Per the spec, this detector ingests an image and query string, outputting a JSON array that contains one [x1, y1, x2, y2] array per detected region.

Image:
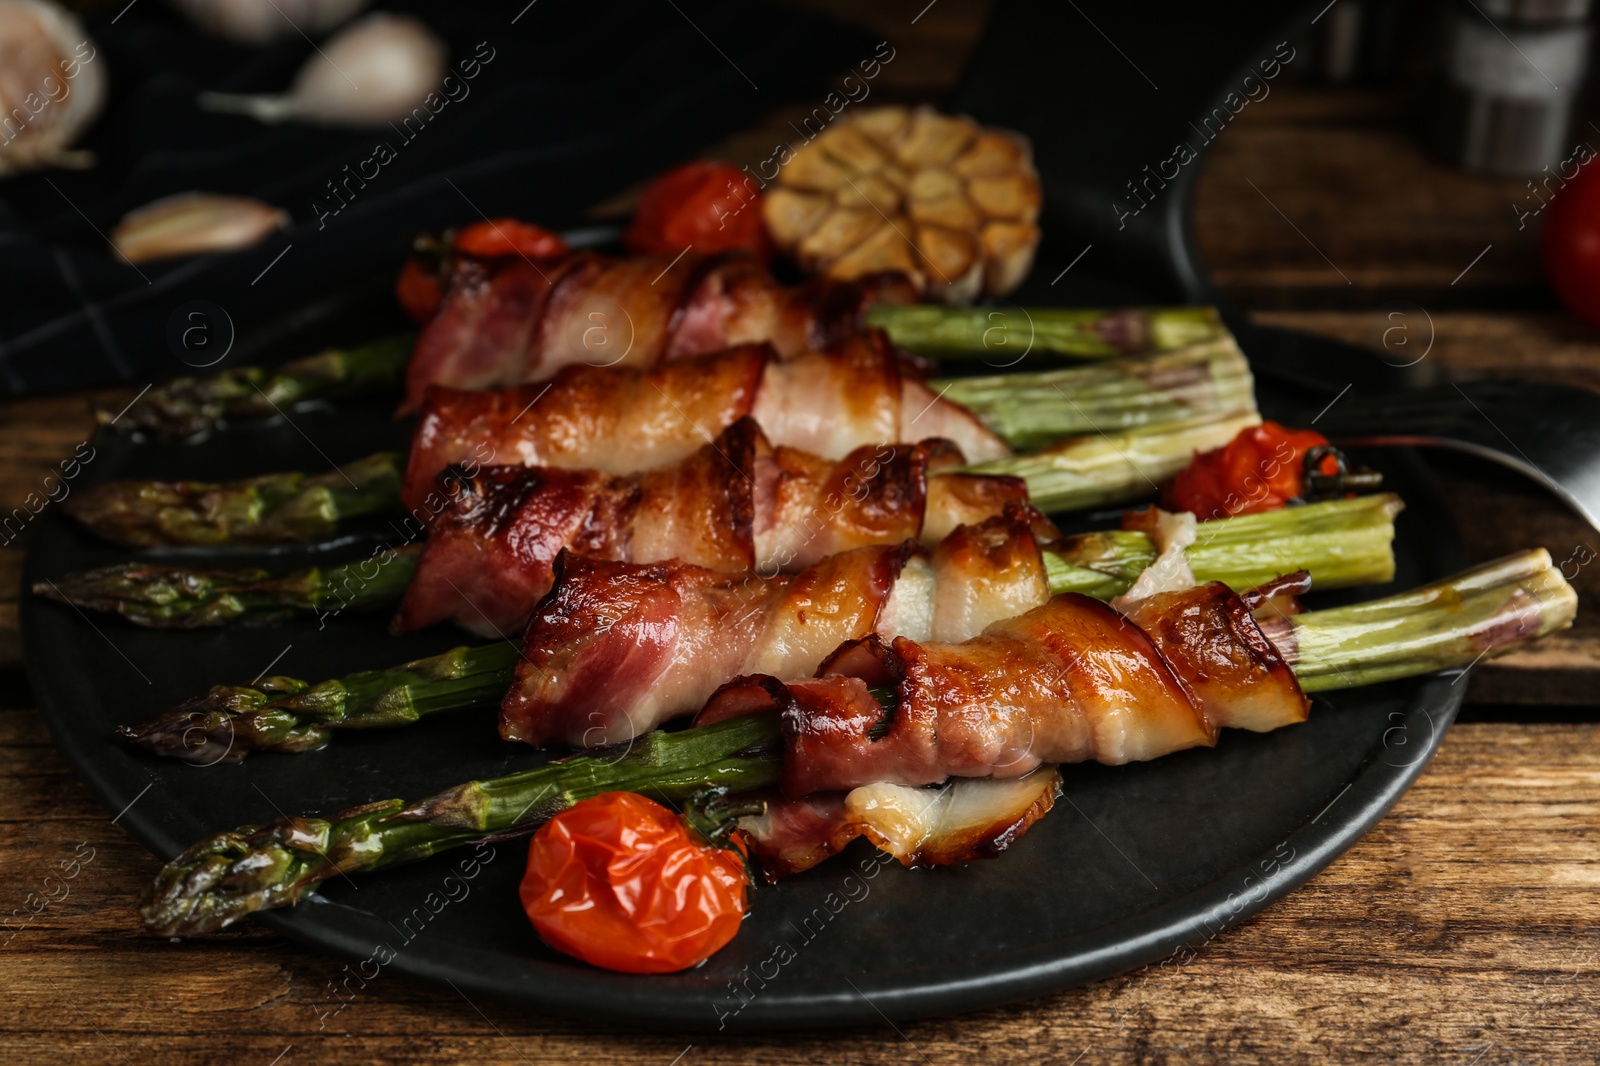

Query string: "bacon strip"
[[402, 249, 917, 411], [396, 419, 1022, 637], [699, 581, 1305, 797], [501, 503, 1058, 747], [1121, 580, 1309, 733], [400, 331, 1008, 512], [735, 768, 1062, 880]]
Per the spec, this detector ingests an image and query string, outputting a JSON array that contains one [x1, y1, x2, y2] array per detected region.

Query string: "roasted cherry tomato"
[[1543, 155, 1600, 327], [1162, 421, 1339, 520], [454, 218, 568, 260], [394, 256, 445, 322], [520, 792, 748, 974], [624, 161, 771, 262]]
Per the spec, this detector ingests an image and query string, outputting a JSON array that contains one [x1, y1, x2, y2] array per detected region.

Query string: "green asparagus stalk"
[[969, 409, 1261, 513], [867, 304, 1224, 361], [100, 335, 414, 438], [932, 337, 1254, 452], [140, 713, 784, 937], [121, 643, 520, 763], [1287, 548, 1576, 692], [139, 549, 1576, 936], [33, 546, 418, 628], [121, 496, 1400, 762], [102, 308, 1222, 439], [69, 345, 1253, 549], [1042, 492, 1402, 600], [61, 453, 404, 549]]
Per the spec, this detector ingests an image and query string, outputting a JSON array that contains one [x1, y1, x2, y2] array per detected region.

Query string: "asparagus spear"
[[100, 308, 1223, 439], [121, 495, 1400, 763], [866, 304, 1225, 361], [61, 453, 404, 549], [141, 713, 784, 937], [139, 548, 1576, 936], [39, 402, 1266, 626], [34, 546, 418, 628], [933, 337, 1254, 452], [68, 342, 1253, 549], [99, 335, 414, 438], [969, 408, 1262, 513]]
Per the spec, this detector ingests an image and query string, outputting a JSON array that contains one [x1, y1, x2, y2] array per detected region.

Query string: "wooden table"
[[2, 2, 1596, 1061]]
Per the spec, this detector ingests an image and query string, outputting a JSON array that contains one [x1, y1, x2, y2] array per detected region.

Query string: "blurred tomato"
[[1543, 159, 1600, 326]]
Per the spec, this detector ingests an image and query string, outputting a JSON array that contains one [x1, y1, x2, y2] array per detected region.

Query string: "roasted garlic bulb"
[[763, 106, 1042, 303]]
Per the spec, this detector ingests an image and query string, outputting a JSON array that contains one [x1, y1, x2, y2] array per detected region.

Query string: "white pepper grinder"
[[1430, 0, 1594, 174]]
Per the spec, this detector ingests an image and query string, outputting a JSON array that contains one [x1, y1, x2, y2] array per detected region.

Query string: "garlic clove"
[[0, 0, 106, 177], [198, 12, 446, 127], [110, 192, 290, 264], [162, 0, 371, 46]]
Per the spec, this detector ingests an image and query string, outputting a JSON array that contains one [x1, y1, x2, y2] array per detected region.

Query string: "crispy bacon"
[[400, 331, 1008, 512], [501, 503, 1058, 748], [402, 248, 917, 411], [735, 769, 1062, 880], [699, 580, 1306, 797], [396, 419, 1021, 637], [1121, 579, 1309, 733]]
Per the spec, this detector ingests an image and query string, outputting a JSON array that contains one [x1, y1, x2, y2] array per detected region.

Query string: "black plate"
[[20, 378, 1468, 1030]]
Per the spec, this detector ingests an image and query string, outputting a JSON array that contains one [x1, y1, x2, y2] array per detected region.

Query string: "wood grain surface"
[[0, 711, 1593, 1064], [3, 0, 1598, 1062]]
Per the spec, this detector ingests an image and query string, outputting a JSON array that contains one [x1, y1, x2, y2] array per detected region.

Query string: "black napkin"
[[0, 0, 871, 394]]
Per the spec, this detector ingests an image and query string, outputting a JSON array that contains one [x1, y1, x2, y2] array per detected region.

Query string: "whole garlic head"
[[0, 0, 105, 177], [163, 0, 371, 45]]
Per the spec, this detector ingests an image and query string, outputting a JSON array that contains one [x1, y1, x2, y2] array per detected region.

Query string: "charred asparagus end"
[[99, 335, 414, 438], [140, 802, 403, 937], [34, 547, 419, 629], [116, 685, 331, 765], [116, 643, 520, 764], [62, 452, 403, 549]]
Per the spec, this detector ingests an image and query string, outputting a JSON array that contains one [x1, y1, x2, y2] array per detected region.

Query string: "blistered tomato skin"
[[1163, 421, 1337, 520], [624, 161, 772, 263], [454, 219, 569, 261], [520, 792, 748, 974]]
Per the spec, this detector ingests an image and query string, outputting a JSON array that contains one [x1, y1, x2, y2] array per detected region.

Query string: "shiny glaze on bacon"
[[401, 248, 917, 411], [500, 503, 1059, 747], [400, 330, 1008, 511], [395, 418, 1024, 637], [735, 769, 1062, 881], [699, 581, 1307, 797]]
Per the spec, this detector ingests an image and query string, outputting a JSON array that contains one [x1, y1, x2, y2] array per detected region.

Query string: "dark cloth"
[[0, 0, 869, 393]]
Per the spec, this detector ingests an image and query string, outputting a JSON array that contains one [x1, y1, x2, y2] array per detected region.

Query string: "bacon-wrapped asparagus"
[[120, 495, 1401, 763], [138, 549, 1576, 935], [42, 397, 1262, 628], [69, 338, 1253, 549], [104, 240, 1226, 438], [402, 251, 906, 411], [400, 329, 1008, 511], [404, 248, 1227, 409], [499, 494, 1399, 748], [395, 419, 1026, 636]]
